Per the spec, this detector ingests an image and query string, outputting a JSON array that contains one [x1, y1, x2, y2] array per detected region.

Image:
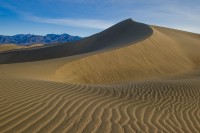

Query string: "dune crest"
[[0, 19, 152, 64]]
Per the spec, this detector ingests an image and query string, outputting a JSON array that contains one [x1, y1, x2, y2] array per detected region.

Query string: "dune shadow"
[[0, 19, 153, 64]]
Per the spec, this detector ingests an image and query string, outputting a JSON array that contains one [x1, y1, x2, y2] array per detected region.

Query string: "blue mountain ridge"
[[0, 33, 81, 45]]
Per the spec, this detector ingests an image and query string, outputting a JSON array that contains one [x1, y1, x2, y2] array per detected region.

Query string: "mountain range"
[[0, 33, 81, 45]]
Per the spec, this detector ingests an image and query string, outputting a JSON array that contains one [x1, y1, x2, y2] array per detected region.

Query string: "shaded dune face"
[[0, 19, 152, 64]]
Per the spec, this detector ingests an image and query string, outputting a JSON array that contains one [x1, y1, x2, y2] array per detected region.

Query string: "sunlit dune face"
[[55, 27, 200, 84]]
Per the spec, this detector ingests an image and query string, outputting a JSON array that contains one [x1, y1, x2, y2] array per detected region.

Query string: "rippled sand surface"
[[0, 19, 200, 133]]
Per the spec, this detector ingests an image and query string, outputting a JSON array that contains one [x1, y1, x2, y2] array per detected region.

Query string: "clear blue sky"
[[0, 0, 199, 37]]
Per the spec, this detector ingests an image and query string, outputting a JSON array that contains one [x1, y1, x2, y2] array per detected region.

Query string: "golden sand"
[[0, 20, 200, 132], [0, 44, 44, 52]]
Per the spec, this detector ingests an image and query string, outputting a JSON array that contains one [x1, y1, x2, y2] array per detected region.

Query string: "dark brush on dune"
[[0, 19, 153, 64]]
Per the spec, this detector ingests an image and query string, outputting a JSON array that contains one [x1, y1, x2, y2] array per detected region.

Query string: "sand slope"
[[0, 19, 200, 133], [0, 44, 43, 52], [0, 19, 152, 64], [55, 26, 200, 83], [0, 44, 25, 52]]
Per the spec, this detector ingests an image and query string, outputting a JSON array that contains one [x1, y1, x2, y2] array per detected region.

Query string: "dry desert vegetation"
[[0, 19, 200, 133]]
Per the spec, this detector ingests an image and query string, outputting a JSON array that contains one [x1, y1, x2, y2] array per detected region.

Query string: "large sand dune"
[[0, 19, 200, 133], [0, 19, 152, 64]]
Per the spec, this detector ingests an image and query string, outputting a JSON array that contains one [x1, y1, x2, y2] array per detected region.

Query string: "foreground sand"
[[0, 20, 200, 133]]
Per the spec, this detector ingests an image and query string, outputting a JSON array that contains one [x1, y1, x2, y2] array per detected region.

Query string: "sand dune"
[[55, 26, 200, 83], [0, 19, 152, 64], [0, 19, 200, 133], [0, 44, 25, 52], [0, 44, 44, 52]]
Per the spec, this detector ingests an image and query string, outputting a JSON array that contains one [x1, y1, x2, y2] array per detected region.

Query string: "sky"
[[0, 0, 200, 37]]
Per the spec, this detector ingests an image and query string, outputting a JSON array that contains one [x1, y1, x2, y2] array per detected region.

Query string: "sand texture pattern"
[[0, 19, 200, 133]]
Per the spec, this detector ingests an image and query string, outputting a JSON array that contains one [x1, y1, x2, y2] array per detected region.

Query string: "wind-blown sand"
[[0, 19, 200, 133]]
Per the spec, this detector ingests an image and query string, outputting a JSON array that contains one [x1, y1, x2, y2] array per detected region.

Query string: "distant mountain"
[[0, 33, 82, 45]]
